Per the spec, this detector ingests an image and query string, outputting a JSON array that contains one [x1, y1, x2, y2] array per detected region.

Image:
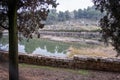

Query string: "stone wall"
[[39, 31, 101, 39], [1, 51, 120, 72]]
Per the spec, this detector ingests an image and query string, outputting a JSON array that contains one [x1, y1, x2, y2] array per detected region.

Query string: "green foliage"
[[0, 0, 58, 38], [74, 6, 104, 20], [58, 11, 67, 21], [64, 11, 71, 20], [0, 1, 58, 80], [46, 6, 104, 25], [93, 0, 120, 57], [46, 9, 58, 24]]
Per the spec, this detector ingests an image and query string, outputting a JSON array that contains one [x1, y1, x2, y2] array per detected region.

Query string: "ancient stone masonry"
[[1, 51, 120, 72], [0, 51, 9, 62], [39, 31, 101, 39]]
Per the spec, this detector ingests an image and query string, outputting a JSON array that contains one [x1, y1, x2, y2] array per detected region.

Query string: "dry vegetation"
[[43, 19, 101, 31], [67, 46, 117, 58]]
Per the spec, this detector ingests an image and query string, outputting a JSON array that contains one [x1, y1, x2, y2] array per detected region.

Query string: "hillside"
[[42, 19, 101, 32]]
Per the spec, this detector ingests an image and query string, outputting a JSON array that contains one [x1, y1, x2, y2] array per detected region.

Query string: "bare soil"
[[0, 62, 120, 80]]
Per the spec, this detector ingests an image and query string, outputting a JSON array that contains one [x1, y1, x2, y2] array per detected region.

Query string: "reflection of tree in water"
[[43, 41, 69, 54], [0, 35, 9, 45], [44, 43, 55, 53], [20, 38, 95, 54], [21, 38, 70, 54], [0, 36, 97, 54], [0, 34, 9, 50]]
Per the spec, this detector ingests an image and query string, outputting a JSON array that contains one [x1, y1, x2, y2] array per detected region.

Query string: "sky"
[[56, 0, 94, 12]]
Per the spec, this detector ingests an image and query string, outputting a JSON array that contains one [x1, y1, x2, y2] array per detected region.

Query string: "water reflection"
[[0, 36, 98, 57], [0, 36, 69, 57], [0, 44, 9, 51], [0, 43, 67, 57], [33, 46, 66, 57], [22, 39, 70, 54], [0, 44, 26, 53], [0, 36, 80, 57]]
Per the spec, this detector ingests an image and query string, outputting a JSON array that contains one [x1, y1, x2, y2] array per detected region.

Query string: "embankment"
[[0, 51, 120, 72]]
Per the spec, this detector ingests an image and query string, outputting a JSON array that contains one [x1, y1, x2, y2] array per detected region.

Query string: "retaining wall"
[[0, 51, 120, 72], [39, 31, 101, 39]]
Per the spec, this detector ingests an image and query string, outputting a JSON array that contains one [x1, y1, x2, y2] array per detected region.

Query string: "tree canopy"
[[93, 0, 120, 57], [46, 6, 104, 25], [0, 0, 57, 80], [0, 0, 57, 38]]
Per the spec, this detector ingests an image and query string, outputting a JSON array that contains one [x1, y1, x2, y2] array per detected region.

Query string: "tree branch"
[[0, 24, 9, 29]]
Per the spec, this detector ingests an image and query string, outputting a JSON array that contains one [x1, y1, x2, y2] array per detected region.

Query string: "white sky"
[[56, 0, 94, 12]]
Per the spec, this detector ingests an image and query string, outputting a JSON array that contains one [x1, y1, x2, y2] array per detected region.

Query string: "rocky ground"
[[0, 62, 120, 80]]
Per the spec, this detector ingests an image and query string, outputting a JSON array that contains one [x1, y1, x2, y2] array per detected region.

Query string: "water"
[[0, 44, 26, 53], [33, 46, 66, 57], [0, 36, 98, 57], [0, 36, 70, 57], [0, 43, 66, 57]]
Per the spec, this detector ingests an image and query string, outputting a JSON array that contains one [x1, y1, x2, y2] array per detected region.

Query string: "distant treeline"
[[46, 6, 105, 25]]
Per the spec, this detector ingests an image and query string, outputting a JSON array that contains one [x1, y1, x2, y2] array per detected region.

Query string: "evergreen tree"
[[93, 0, 120, 57]]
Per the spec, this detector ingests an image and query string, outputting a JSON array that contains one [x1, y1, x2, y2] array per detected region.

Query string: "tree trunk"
[[8, 0, 19, 80]]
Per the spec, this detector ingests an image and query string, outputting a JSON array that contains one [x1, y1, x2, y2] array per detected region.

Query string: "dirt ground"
[[0, 62, 120, 80]]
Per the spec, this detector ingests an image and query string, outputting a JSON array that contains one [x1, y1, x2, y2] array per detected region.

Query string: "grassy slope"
[[19, 63, 89, 75]]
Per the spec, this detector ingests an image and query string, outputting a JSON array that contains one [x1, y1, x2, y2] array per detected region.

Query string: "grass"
[[19, 63, 89, 75], [19, 63, 55, 70], [78, 70, 89, 75]]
